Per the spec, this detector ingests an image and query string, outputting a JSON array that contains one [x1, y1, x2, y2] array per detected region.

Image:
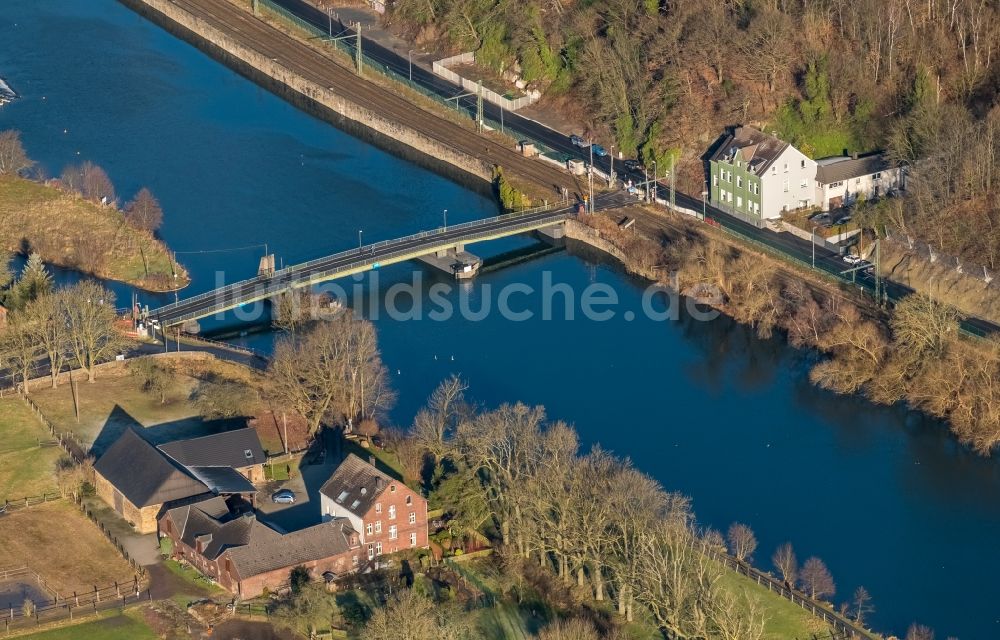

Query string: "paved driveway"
[[256, 430, 340, 533]]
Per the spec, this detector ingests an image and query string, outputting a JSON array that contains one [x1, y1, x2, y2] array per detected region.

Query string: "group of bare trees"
[[0, 259, 128, 393], [402, 379, 770, 638], [672, 233, 1000, 454], [266, 313, 395, 434], [0, 130, 33, 176]]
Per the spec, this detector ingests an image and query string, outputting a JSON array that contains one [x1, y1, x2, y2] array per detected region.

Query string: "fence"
[[885, 231, 997, 287], [73, 496, 147, 578], [2, 584, 150, 634], [431, 52, 538, 112], [702, 545, 874, 639], [16, 389, 88, 464], [256, 0, 560, 157], [0, 493, 61, 514]]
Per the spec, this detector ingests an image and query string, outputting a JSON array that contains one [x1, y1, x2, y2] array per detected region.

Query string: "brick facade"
[[95, 470, 160, 534], [358, 481, 428, 560]]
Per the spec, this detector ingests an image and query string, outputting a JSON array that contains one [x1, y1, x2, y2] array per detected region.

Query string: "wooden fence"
[[73, 496, 147, 578], [0, 493, 62, 514], [15, 388, 88, 464]]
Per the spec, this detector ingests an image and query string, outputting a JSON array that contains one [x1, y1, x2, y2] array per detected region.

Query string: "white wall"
[[759, 146, 817, 219], [816, 166, 903, 211], [320, 494, 365, 540]]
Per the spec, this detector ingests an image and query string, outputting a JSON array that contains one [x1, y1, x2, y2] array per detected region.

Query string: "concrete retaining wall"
[[122, 0, 493, 185]]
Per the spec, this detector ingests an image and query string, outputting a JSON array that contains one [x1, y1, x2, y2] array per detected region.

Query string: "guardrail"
[[154, 206, 571, 324]]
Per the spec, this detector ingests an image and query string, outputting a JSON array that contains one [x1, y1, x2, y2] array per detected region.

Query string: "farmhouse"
[[319, 454, 429, 565], [159, 497, 361, 598], [93, 427, 265, 534]]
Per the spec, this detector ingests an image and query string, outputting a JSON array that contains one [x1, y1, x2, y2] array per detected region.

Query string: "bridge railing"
[[152, 204, 568, 317], [156, 209, 571, 325]]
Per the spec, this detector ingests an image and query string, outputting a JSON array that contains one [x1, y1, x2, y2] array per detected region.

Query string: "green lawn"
[[15, 611, 156, 640], [476, 602, 540, 640], [0, 397, 62, 499], [718, 570, 831, 639], [161, 559, 225, 608]]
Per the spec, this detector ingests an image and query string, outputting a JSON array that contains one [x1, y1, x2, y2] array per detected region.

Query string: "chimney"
[[851, 152, 858, 160], [375, 477, 384, 491], [369, 455, 376, 467]]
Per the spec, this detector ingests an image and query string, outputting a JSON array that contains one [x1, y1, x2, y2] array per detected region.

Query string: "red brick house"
[[160, 496, 361, 598], [319, 454, 429, 565]]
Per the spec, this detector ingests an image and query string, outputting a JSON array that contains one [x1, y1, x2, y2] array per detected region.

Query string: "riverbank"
[[0, 175, 188, 292], [575, 203, 1000, 456], [118, 0, 578, 204]]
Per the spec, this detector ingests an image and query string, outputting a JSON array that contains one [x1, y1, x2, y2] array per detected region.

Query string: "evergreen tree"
[[11, 252, 53, 309]]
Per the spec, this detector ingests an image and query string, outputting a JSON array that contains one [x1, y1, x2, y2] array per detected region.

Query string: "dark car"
[[570, 134, 585, 147], [623, 159, 642, 172], [271, 489, 296, 504]]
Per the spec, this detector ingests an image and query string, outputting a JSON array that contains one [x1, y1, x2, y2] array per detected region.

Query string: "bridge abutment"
[[418, 247, 482, 280]]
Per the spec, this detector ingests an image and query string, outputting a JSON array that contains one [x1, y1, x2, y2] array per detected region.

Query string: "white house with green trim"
[[708, 126, 816, 221]]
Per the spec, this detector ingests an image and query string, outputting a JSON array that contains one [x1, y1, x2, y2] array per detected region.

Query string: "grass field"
[[0, 398, 62, 500], [0, 176, 187, 291], [0, 501, 135, 595], [29, 370, 202, 453], [14, 611, 157, 640], [719, 570, 831, 639]]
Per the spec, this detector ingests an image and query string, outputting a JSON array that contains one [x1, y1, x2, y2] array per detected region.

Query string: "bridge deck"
[[153, 205, 577, 326]]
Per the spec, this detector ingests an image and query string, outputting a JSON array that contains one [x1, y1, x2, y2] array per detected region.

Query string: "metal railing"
[[153, 205, 569, 323]]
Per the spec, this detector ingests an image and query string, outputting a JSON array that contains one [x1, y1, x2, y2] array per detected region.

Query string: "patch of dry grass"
[[0, 398, 62, 500], [0, 501, 135, 594], [0, 176, 188, 291]]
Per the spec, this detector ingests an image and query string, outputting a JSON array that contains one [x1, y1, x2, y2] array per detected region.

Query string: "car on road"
[[842, 254, 862, 265], [591, 144, 608, 157], [570, 134, 585, 147], [271, 489, 296, 504], [623, 159, 642, 172]]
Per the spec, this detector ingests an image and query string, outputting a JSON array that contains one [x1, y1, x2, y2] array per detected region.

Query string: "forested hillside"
[[387, 0, 1000, 268]]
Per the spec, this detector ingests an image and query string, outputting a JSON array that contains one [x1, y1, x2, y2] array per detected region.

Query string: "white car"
[[842, 254, 862, 265]]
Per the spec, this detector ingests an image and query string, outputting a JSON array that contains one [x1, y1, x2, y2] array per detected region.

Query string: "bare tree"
[[890, 294, 960, 360], [267, 314, 393, 434], [852, 585, 874, 625], [0, 130, 33, 175], [906, 623, 936, 640], [130, 358, 171, 404], [25, 292, 70, 389], [799, 556, 835, 600], [1, 313, 42, 391], [62, 281, 129, 382], [726, 522, 757, 563], [411, 374, 470, 460], [361, 589, 472, 640], [124, 187, 163, 233], [62, 161, 115, 203], [772, 542, 798, 587]]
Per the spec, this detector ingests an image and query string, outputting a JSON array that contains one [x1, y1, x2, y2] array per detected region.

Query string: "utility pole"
[[589, 140, 595, 213], [669, 154, 676, 210], [701, 182, 707, 221], [327, 8, 332, 37], [252, 0, 259, 16], [811, 225, 817, 268], [408, 49, 413, 82], [476, 82, 483, 134], [609, 145, 614, 188], [443, 209, 448, 230], [355, 22, 362, 76]]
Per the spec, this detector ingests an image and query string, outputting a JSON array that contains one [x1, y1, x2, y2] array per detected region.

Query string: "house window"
[[856, 178, 861, 184], [771, 166, 776, 174], [366, 523, 373, 536], [405, 495, 412, 506], [727, 191, 733, 203], [375, 542, 382, 555], [873, 172, 881, 180], [390, 484, 397, 493], [409, 512, 416, 524], [375, 521, 382, 534], [367, 544, 374, 560], [753, 183, 759, 195], [388, 505, 396, 519], [800, 160, 805, 169], [783, 179, 789, 192], [784, 162, 788, 172], [353, 555, 359, 566], [389, 525, 397, 540], [800, 179, 808, 188], [736, 196, 743, 209], [736, 176, 742, 188], [375, 503, 381, 514], [410, 532, 417, 547], [712, 174, 718, 187]]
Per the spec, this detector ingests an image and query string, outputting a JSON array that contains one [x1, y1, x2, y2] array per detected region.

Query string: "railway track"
[[163, 0, 580, 197]]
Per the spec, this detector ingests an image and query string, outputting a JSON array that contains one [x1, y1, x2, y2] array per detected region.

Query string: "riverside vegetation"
[[579, 210, 1000, 455], [386, 0, 1000, 283], [0, 130, 188, 290]]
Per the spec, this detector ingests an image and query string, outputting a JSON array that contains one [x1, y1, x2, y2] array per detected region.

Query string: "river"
[[2, 1, 999, 637]]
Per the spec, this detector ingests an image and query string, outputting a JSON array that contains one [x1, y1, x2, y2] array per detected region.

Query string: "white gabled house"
[[814, 152, 904, 211]]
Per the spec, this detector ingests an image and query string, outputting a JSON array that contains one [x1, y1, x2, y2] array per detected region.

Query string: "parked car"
[[837, 215, 853, 225], [271, 489, 296, 504], [842, 254, 862, 265], [623, 159, 642, 172], [570, 134, 585, 147], [591, 144, 608, 157]]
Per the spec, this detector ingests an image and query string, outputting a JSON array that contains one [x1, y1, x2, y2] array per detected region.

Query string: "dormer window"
[[336, 491, 349, 503], [244, 449, 254, 460]]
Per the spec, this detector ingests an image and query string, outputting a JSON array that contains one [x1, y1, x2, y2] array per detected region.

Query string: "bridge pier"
[[418, 247, 482, 280], [536, 223, 566, 242]]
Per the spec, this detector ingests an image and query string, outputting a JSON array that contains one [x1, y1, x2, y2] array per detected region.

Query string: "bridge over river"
[[152, 193, 633, 327]]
